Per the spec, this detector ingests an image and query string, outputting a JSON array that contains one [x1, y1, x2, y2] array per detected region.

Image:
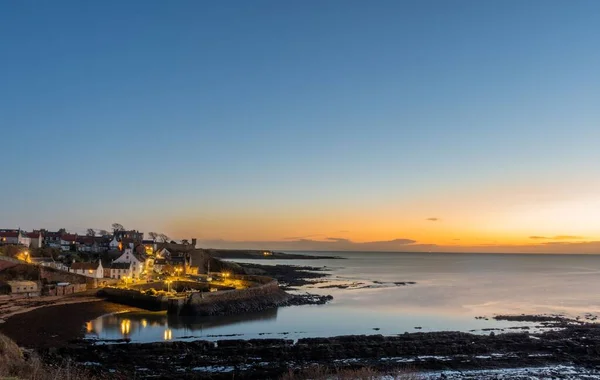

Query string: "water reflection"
[[85, 307, 279, 342]]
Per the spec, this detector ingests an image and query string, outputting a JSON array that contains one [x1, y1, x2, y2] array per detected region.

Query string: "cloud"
[[426, 218, 440, 222], [529, 235, 585, 240]]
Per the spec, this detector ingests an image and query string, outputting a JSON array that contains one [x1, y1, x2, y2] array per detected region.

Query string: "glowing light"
[[164, 329, 172, 340], [141, 319, 147, 328], [120, 319, 131, 335]]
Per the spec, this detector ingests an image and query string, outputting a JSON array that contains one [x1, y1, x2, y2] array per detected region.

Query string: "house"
[[0, 229, 31, 247], [114, 230, 144, 243], [170, 252, 192, 274], [141, 240, 156, 255], [41, 229, 65, 249], [109, 262, 132, 279], [31, 257, 69, 271], [109, 236, 120, 251], [153, 258, 167, 273], [60, 234, 78, 252], [70, 261, 104, 278], [77, 236, 109, 253], [112, 249, 147, 278], [7, 281, 40, 296], [156, 248, 171, 258], [77, 236, 94, 252], [27, 231, 44, 248]]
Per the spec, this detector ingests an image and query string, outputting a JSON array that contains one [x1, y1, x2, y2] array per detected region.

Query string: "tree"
[[86, 228, 96, 237], [181, 239, 189, 245], [158, 233, 170, 243], [112, 223, 124, 233], [148, 232, 159, 240], [99, 229, 109, 237]]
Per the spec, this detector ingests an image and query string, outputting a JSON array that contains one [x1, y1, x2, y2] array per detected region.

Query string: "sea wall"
[[176, 276, 290, 316], [99, 288, 170, 311]]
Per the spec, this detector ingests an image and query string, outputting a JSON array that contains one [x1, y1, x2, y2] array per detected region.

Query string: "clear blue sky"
[[2, 1, 600, 252]]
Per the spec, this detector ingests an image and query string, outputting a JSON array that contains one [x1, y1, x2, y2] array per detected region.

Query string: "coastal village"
[[0, 224, 219, 299], [0, 224, 315, 314]]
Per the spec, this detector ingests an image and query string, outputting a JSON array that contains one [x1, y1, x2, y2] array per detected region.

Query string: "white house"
[[109, 236, 120, 250], [109, 262, 132, 280], [112, 249, 146, 278], [0, 230, 31, 246], [70, 261, 104, 278], [26, 231, 44, 248]]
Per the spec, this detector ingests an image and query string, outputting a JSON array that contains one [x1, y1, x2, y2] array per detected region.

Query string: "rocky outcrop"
[[42, 323, 600, 379]]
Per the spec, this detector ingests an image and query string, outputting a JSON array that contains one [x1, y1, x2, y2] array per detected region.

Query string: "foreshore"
[[3, 261, 600, 379], [37, 319, 600, 379]]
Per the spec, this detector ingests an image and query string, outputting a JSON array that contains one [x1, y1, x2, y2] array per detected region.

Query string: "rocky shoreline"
[[38, 318, 600, 379], [242, 263, 332, 289]]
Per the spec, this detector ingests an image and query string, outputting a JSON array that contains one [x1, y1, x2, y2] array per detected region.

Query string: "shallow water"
[[85, 251, 600, 343]]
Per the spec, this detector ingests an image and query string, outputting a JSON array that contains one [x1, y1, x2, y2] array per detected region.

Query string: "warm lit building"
[[109, 262, 132, 280], [141, 240, 156, 255], [70, 261, 104, 278], [112, 249, 146, 278]]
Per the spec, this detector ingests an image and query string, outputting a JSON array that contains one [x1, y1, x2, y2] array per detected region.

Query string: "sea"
[[85, 251, 600, 343]]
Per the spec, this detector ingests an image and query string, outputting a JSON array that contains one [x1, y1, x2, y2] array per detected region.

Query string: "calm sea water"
[[85, 252, 600, 343]]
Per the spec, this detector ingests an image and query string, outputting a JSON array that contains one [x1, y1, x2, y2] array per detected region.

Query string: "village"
[[0, 224, 239, 299]]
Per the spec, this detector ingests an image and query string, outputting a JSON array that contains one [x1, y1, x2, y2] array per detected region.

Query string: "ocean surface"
[[85, 251, 600, 343]]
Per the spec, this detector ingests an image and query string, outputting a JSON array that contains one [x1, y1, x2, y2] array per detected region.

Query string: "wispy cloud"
[[426, 218, 440, 222], [529, 235, 585, 240]]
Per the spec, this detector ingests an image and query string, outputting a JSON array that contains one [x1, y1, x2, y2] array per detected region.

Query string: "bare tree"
[[86, 228, 96, 237], [99, 229, 109, 237], [112, 223, 124, 233], [148, 232, 159, 241], [158, 233, 170, 243]]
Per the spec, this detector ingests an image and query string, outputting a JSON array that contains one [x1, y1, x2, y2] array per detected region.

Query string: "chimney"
[[191, 238, 197, 247]]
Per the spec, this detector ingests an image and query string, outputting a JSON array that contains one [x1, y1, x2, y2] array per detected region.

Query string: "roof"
[[7, 281, 38, 287], [0, 231, 19, 238], [110, 263, 131, 270], [61, 234, 78, 241], [71, 262, 100, 270], [77, 236, 95, 244], [26, 232, 41, 238], [170, 256, 187, 264]]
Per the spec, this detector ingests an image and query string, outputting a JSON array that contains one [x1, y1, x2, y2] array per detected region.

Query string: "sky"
[[1, 1, 600, 253]]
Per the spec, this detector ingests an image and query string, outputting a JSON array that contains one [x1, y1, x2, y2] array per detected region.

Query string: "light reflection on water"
[[85, 252, 600, 343]]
